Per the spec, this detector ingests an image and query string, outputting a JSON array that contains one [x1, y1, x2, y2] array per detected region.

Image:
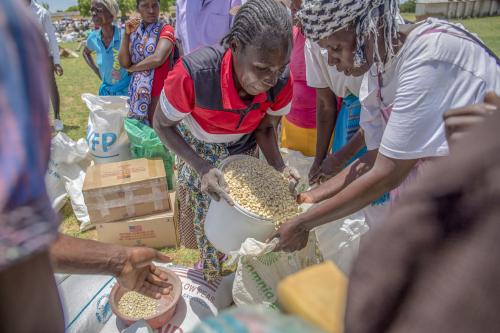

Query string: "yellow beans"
[[224, 156, 299, 226], [118, 291, 159, 319]]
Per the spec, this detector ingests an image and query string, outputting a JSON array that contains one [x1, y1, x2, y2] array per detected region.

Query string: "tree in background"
[[78, 0, 91, 16], [41, 2, 50, 10], [65, 5, 80, 12], [160, 0, 176, 11], [400, 0, 416, 13], [78, 0, 176, 17]]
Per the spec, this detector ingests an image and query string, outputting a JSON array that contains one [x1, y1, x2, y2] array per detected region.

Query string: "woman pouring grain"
[[273, 0, 500, 252], [154, 0, 298, 281]]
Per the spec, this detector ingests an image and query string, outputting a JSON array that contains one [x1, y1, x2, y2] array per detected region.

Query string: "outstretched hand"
[[444, 91, 499, 148], [268, 219, 309, 253], [117, 247, 172, 299]]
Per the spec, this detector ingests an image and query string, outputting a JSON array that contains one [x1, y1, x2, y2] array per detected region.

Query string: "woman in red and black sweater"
[[154, 0, 297, 281]]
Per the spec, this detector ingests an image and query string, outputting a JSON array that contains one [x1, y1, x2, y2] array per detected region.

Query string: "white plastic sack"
[[230, 233, 322, 309], [99, 265, 234, 333], [314, 211, 369, 275], [280, 148, 314, 193], [45, 158, 67, 212], [46, 132, 92, 230], [57, 273, 116, 333], [83, 94, 131, 164]]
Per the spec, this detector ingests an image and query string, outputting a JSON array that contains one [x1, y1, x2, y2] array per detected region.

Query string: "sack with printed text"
[[83, 93, 131, 164], [231, 233, 322, 309]]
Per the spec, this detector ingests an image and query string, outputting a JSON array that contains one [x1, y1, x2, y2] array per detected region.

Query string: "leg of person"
[[148, 95, 160, 126], [191, 186, 223, 282], [49, 57, 63, 131], [0, 251, 65, 333]]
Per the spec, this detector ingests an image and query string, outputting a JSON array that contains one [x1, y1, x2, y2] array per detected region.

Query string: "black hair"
[[221, 0, 292, 51]]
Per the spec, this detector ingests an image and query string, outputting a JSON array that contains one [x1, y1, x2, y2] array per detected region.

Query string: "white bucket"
[[205, 155, 276, 254]]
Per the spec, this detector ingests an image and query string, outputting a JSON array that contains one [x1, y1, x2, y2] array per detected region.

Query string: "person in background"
[[345, 93, 500, 333], [0, 2, 63, 331], [83, 0, 131, 96], [272, 0, 499, 252], [118, 0, 176, 125], [175, 0, 243, 56], [0, 3, 174, 331], [154, 0, 296, 281], [27, 0, 64, 131], [303, 17, 390, 228], [279, 0, 317, 157]]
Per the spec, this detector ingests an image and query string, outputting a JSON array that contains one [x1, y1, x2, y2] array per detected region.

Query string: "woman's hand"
[[125, 18, 141, 35], [308, 159, 323, 185], [444, 92, 499, 148], [200, 168, 235, 206], [117, 247, 172, 299], [317, 153, 346, 183], [269, 219, 309, 253], [297, 192, 315, 204], [282, 165, 301, 194]]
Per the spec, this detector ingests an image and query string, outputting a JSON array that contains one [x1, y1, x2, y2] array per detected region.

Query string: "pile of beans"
[[118, 291, 159, 319], [224, 156, 299, 225]]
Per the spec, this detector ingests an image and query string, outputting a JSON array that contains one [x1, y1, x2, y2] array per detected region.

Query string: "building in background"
[[416, 0, 500, 20], [51, 11, 82, 22]]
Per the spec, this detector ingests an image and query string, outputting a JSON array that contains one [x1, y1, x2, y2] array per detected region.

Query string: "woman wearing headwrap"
[[271, 0, 500, 252], [118, 0, 177, 125], [83, 0, 131, 96]]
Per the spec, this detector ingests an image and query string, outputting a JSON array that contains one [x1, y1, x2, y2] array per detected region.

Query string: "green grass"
[[57, 16, 499, 266], [56, 42, 198, 266], [401, 14, 500, 55]]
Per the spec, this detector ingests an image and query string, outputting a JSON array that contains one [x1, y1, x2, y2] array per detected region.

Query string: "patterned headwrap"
[[95, 0, 120, 18], [297, 0, 400, 67]]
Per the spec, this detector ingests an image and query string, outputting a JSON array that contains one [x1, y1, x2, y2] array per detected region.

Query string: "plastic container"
[[205, 155, 277, 254], [109, 268, 182, 329]]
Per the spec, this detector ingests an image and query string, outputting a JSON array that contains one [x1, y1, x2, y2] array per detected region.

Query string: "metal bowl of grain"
[[109, 268, 182, 329]]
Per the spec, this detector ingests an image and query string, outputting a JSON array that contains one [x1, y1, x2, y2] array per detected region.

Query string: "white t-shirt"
[[304, 39, 363, 97], [360, 18, 500, 160]]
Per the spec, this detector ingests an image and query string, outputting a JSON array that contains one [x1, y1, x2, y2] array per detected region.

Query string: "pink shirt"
[[286, 27, 317, 129]]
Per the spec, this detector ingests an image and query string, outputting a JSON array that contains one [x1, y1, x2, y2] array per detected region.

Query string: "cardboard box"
[[83, 159, 171, 224], [96, 192, 179, 249]]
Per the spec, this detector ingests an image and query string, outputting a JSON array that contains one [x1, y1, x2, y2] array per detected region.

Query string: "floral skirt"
[[176, 123, 257, 281]]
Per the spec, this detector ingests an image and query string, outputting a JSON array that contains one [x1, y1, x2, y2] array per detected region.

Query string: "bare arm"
[[316, 128, 367, 182], [128, 39, 174, 72], [50, 234, 129, 276], [298, 154, 417, 230], [118, 31, 132, 69], [50, 234, 172, 298], [255, 114, 286, 171], [274, 153, 417, 252], [309, 87, 338, 183], [82, 46, 101, 80], [153, 105, 211, 176], [304, 149, 378, 204], [335, 128, 366, 163]]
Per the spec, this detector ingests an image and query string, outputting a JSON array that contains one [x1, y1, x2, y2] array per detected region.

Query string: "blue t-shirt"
[[87, 26, 130, 96]]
